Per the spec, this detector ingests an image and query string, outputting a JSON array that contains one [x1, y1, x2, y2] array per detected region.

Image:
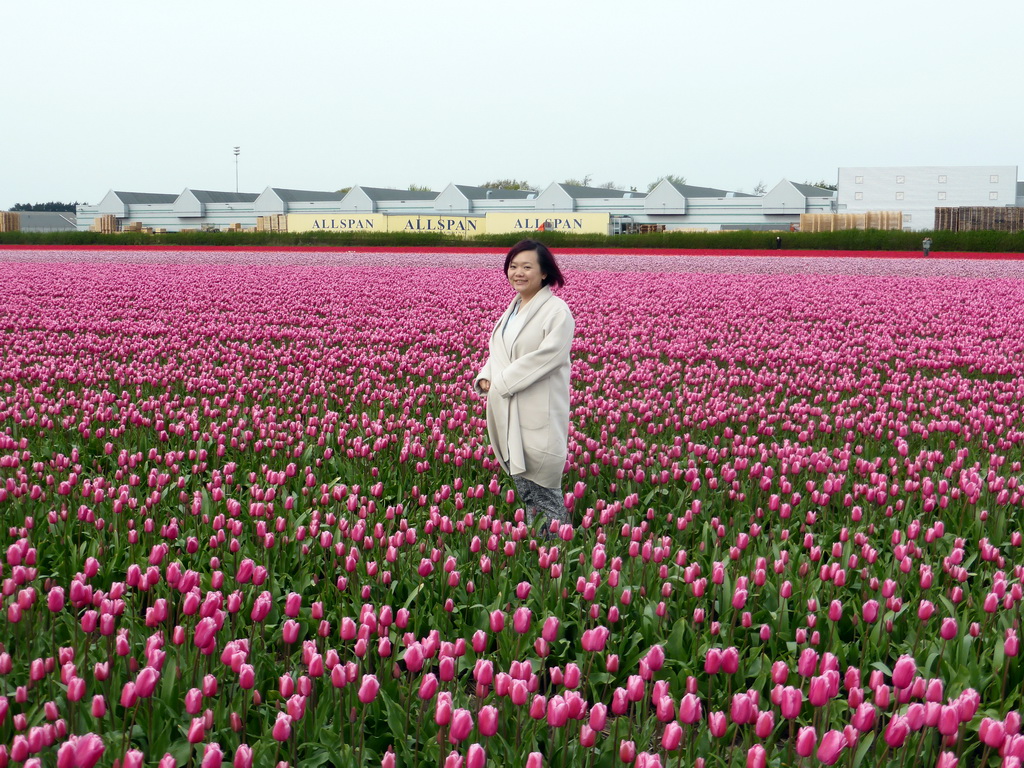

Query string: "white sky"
[[3, 0, 1022, 208]]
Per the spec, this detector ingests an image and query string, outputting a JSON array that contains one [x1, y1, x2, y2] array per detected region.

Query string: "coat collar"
[[495, 286, 554, 346]]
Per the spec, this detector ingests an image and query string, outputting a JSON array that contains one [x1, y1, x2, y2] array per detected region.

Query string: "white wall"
[[838, 166, 1018, 230]]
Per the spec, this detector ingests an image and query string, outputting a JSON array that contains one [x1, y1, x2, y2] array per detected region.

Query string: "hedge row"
[[2, 228, 1023, 251]]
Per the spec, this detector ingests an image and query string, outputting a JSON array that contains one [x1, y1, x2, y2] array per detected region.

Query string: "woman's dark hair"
[[503, 239, 566, 289]]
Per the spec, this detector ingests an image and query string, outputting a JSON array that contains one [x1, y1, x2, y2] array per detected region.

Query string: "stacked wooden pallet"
[[0, 212, 21, 232], [934, 207, 1024, 232], [799, 212, 903, 232], [91, 215, 117, 234]]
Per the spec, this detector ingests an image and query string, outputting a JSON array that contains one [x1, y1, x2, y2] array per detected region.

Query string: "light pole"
[[233, 146, 240, 193]]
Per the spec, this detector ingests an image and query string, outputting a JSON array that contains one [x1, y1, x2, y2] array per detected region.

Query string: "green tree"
[[562, 174, 592, 187], [753, 181, 768, 195], [646, 174, 687, 192], [804, 180, 838, 191], [479, 179, 536, 191], [335, 187, 352, 195], [407, 184, 433, 192], [10, 201, 82, 211]]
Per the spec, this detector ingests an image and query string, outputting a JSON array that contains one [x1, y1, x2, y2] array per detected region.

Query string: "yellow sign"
[[386, 216, 484, 235], [287, 214, 384, 232], [485, 212, 609, 235]]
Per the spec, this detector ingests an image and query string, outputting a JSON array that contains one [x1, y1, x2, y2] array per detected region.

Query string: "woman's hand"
[[478, 379, 491, 393]]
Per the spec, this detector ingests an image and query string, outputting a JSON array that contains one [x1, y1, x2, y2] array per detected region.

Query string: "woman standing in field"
[[475, 239, 575, 536]]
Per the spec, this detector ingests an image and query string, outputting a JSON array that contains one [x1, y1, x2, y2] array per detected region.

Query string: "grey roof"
[[358, 186, 438, 201], [559, 184, 647, 199], [270, 188, 347, 203], [669, 182, 753, 198], [189, 190, 260, 204], [791, 182, 835, 197], [455, 185, 534, 200], [16, 211, 77, 231], [114, 191, 178, 204]]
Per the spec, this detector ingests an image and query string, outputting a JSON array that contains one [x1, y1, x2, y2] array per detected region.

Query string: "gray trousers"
[[512, 475, 569, 529]]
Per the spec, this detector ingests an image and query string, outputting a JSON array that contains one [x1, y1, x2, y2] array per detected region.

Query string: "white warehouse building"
[[75, 179, 836, 235], [837, 166, 1024, 231], [75, 167, 1024, 235]]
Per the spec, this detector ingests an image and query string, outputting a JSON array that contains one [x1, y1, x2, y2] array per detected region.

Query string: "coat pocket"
[[517, 383, 550, 430]]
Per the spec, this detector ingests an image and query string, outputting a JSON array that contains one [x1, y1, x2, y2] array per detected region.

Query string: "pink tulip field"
[[2, 247, 1024, 768]]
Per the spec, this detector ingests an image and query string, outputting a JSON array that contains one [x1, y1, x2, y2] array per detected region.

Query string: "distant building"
[[76, 179, 837, 234], [14, 211, 78, 232], [837, 166, 1022, 231]]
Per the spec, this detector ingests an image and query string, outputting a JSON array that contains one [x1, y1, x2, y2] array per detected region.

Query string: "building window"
[[905, 214, 912, 222], [938, 175, 947, 183], [854, 192, 864, 200], [855, 176, 864, 184], [938, 191, 947, 201], [990, 191, 999, 200], [991, 175, 1000, 183], [895, 192, 905, 200], [896, 175, 905, 184]]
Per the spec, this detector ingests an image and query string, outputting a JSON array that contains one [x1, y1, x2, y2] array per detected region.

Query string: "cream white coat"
[[475, 287, 575, 488]]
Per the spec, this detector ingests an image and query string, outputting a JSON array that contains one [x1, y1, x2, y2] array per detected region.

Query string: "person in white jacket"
[[475, 239, 575, 536]]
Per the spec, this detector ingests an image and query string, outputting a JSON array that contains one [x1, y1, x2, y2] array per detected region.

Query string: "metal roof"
[[669, 182, 752, 198], [270, 188, 346, 203], [114, 191, 178, 204], [559, 184, 647, 199], [16, 211, 77, 231], [188, 190, 260, 203], [358, 186, 438, 201], [791, 182, 835, 198]]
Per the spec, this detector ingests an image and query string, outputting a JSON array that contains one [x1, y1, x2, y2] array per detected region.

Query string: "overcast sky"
[[3, 0, 1022, 209]]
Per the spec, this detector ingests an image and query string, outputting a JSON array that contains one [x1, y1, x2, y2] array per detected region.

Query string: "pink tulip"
[[466, 744, 485, 768], [862, 600, 879, 623], [47, 587, 65, 612], [436, 692, 454, 726], [513, 607, 531, 634], [272, 713, 291, 741], [796, 726, 817, 757], [358, 674, 380, 703], [892, 655, 916, 689], [75, 734, 106, 768], [755, 711, 774, 738], [884, 715, 909, 748], [708, 711, 727, 738], [940, 618, 958, 640], [679, 693, 702, 724], [1007, 630, 1020, 657], [526, 753, 543, 768], [780, 686, 803, 719], [234, 744, 253, 768], [619, 740, 636, 763], [979, 717, 1005, 748], [135, 667, 160, 698], [662, 722, 682, 751], [449, 709, 474, 743], [202, 743, 224, 768], [478, 705, 498, 736], [817, 730, 847, 765], [746, 745, 767, 768], [489, 610, 505, 633]]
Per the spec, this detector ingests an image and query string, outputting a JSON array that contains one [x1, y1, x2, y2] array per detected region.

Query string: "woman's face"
[[507, 249, 546, 301]]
